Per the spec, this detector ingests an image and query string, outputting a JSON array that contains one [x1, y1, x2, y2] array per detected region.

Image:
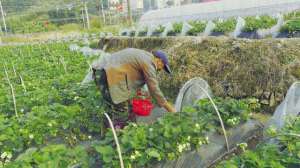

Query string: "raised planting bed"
[[277, 19, 300, 38], [217, 117, 300, 167], [154, 120, 263, 168], [138, 31, 147, 37], [129, 31, 136, 37], [5, 97, 262, 167], [237, 31, 261, 39], [210, 32, 226, 37], [92, 97, 262, 168], [238, 16, 277, 39], [97, 37, 300, 111]]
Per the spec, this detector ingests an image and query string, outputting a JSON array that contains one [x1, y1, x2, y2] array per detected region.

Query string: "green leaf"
[[146, 148, 161, 160]]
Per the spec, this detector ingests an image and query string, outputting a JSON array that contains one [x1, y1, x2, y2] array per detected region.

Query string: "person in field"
[[86, 48, 176, 128]]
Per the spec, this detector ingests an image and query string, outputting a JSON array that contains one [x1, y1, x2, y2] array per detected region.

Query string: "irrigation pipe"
[[277, 133, 300, 138], [197, 84, 230, 152], [104, 113, 124, 168], [4, 65, 18, 118], [12, 63, 27, 93], [19, 74, 27, 93], [12, 65, 17, 77]]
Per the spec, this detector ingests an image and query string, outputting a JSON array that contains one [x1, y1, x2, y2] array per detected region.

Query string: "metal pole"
[[84, 1, 90, 29], [0, 0, 7, 33], [100, 0, 106, 24], [126, 0, 132, 26], [81, 7, 86, 29], [0, 22, 3, 35]]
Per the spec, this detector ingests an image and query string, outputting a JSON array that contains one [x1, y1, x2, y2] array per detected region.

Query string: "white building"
[[123, 0, 144, 11]]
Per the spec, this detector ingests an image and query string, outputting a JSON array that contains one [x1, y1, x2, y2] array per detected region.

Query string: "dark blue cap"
[[152, 50, 172, 74]]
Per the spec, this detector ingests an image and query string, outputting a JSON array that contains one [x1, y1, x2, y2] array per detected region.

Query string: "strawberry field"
[[1, 0, 300, 167], [0, 41, 299, 168]]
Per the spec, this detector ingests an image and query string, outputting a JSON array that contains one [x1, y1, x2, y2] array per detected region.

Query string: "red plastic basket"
[[131, 98, 154, 116]]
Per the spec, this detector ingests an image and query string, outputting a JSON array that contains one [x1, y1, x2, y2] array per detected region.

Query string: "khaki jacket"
[[92, 48, 167, 106]]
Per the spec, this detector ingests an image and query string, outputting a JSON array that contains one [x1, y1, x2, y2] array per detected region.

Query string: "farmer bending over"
[[90, 48, 176, 128]]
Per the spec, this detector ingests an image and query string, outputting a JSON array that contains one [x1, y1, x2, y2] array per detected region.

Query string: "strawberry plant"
[[0, 43, 105, 160], [213, 18, 237, 33], [243, 15, 277, 32], [218, 117, 300, 168], [187, 20, 206, 36], [284, 10, 300, 20], [153, 25, 165, 35], [194, 98, 259, 127], [0, 41, 262, 168], [167, 22, 183, 36], [3, 145, 90, 168], [91, 97, 258, 167], [280, 19, 300, 33]]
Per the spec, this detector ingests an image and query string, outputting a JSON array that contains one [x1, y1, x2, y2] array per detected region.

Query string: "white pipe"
[[197, 85, 230, 152], [104, 113, 124, 168], [0, 0, 7, 33]]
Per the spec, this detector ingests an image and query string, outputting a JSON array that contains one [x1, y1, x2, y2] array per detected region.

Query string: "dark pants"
[[93, 69, 135, 129]]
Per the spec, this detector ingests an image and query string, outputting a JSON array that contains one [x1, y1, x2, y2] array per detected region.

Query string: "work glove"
[[163, 102, 176, 113]]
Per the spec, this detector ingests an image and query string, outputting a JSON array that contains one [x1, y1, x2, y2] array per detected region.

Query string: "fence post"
[[0, 0, 7, 33], [84, 1, 90, 29], [100, 0, 106, 24]]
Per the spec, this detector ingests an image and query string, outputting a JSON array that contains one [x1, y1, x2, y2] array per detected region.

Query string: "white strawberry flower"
[[177, 144, 184, 153], [47, 122, 53, 127], [29, 134, 34, 139], [130, 155, 136, 160], [205, 136, 209, 143], [185, 143, 191, 150], [1, 152, 7, 159], [6, 153, 12, 160], [198, 140, 203, 146], [134, 150, 141, 157]]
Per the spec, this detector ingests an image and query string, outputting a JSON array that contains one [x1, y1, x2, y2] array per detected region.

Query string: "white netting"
[[162, 22, 173, 37], [266, 82, 300, 130], [230, 17, 246, 38], [181, 22, 193, 36], [203, 21, 215, 36], [257, 14, 285, 38], [147, 25, 156, 37], [138, 77, 213, 123], [175, 77, 212, 112]]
